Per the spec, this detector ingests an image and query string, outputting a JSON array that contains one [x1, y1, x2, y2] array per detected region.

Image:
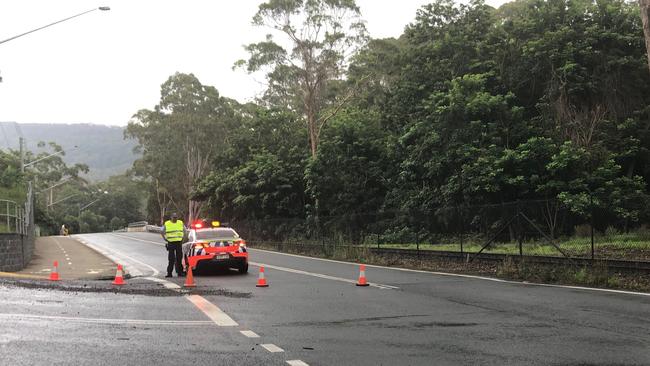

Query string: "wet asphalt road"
[[1, 232, 650, 365]]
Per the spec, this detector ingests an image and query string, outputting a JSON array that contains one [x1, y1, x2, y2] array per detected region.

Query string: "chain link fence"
[[232, 199, 650, 262]]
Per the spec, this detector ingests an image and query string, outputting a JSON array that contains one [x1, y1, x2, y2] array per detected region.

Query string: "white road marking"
[[73, 236, 158, 277], [144, 276, 182, 290], [240, 330, 260, 338], [249, 248, 650, 297], [185, 295, 238, 327], [67, 262, 72, 265], [76, 236, 242, 329], [249, 261, 398, 290], [110, 233, 165, 246], [261, 344, 284, 353], [0, 313, 213, 326], [287, 361, 310, 366]]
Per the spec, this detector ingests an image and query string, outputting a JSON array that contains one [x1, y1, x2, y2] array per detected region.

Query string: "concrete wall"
[[0, 233, 34, 272]]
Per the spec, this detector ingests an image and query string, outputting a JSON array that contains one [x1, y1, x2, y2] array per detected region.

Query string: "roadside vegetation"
[[3, 0, 650, 256], [123, 0, 650, 249]]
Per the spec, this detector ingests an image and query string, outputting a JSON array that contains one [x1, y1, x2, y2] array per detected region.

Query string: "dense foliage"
[[126, 0, 650, 240]]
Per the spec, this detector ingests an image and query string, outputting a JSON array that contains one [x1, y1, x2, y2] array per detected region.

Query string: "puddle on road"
[[0, 279, 251, 298]]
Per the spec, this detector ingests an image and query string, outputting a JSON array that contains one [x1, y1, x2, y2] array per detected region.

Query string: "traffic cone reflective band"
[[256, 266, 269, 287], [356, 264, 369, 287], [184, 266, 196, 288], [49, 261, 60, 281], [112, 264, 125, 285]]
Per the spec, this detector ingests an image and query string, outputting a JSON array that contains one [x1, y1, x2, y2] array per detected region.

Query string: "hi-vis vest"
[[164, 220, 184, 242]]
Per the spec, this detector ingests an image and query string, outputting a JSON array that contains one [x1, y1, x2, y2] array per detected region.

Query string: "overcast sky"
[[0, 0, 506, 126]]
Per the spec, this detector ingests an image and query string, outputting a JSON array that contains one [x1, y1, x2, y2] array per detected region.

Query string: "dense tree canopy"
[[122, 0, 650, 240]]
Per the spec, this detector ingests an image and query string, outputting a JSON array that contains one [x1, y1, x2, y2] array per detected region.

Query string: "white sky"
[[0, 0, 506, 126]]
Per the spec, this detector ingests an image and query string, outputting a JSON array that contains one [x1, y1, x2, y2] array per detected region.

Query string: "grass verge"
[[251, 242, 650, 293]]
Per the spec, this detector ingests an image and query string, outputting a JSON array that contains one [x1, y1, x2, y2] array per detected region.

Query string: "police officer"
[[161, 213, 186, 278]]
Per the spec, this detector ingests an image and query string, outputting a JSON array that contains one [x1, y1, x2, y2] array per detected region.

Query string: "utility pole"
[[19, 137, 25, 173]]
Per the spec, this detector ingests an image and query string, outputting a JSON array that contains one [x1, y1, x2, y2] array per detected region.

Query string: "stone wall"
[[0, 233, 34, 272]]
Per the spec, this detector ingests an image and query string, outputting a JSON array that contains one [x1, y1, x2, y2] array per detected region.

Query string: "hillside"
[[0, 122, 139, 181]]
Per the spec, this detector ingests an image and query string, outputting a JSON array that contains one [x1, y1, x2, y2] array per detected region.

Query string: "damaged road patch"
[[0, 278, 252, 298]]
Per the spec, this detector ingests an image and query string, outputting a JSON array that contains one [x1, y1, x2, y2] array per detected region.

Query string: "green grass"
[[374, 232, 650, 260]]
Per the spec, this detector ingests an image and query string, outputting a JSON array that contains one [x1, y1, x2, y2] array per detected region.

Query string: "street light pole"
[[0, 7, 111, 46]]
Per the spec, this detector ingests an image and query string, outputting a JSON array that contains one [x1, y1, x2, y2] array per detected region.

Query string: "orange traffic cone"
[[49, 261, 60, 281], [356, 264, 369, 287], [256, 266, 269, 287], [112, 264, 126, 285], [184, 266, 196, 288]]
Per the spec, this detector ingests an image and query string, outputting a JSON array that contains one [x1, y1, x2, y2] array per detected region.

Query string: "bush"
[[574, 224, 592, 238]]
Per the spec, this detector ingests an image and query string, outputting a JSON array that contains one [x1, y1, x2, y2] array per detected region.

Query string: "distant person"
[[161, 213, 186, 278], [60, 224, 67, 236]]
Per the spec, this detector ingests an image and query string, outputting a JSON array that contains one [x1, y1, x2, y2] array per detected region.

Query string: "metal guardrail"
[[127, 221, 148, 228], [146, 225, 162, 233]]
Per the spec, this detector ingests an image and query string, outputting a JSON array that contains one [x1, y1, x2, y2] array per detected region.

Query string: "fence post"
[[459, 206, 464, 254], [377, 233, 380, 250], [517, 201, 523, 257], [6, 201, 9, 231], [416, 231, 420, 256], [590, 194, 595, 261]]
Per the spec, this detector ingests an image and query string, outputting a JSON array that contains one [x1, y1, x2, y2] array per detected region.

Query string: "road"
[[1, 232, 650, 365]]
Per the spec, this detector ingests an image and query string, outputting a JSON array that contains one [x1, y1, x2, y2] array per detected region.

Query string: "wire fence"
[[232, 199, 650, 262]]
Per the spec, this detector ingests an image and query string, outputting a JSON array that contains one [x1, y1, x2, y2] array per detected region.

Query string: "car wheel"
[[238, 263, 248, 274]]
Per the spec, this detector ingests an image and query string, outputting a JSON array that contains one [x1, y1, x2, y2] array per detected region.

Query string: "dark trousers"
[[166, 241, 183, 275]]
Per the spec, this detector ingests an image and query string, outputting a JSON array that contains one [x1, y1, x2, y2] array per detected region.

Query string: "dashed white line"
[[287, 361, 310, 366], [261, 344, 284, 353], [249, 248, 650, 297], [240, 330, 260, 338], [185, 295, 238, 327], [249, 261, 398, 290]]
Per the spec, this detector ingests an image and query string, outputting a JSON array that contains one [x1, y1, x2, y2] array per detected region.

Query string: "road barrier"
[[356, 264, 369, 287], [256, 266, 269, 287], [146, 225, 163, 234], [127, 221, 148, 233], [184, 266, 196, 288], [112, 264, 125, 285], [49, 261, 60, 281]]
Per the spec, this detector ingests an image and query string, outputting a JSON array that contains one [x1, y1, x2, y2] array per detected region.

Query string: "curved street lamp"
[[0, 6, 110, 46]]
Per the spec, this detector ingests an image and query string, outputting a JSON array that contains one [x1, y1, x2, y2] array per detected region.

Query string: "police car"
[[182, 220, 249, 274]]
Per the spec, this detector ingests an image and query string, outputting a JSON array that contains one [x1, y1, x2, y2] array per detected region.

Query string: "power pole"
[[19, 137, 25, 173], [642, 0, 650, 73]]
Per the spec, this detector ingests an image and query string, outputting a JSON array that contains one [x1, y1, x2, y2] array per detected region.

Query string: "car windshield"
[[195, 228, 238, 241]]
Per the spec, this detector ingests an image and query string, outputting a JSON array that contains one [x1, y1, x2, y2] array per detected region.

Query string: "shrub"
[[574, 224, 592, 238]]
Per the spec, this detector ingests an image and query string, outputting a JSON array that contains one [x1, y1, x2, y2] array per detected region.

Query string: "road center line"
[[240, 330, 260, 338], [185, 294, 238, 327], [249, 248, 650, 297], [261, 344, 284, 353], [249, 261, 399, 290], [287, 361, 310, 366]]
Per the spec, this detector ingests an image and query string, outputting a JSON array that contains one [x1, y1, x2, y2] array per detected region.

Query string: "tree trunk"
[[308, 112, 318, 158], [642, 0, 650, 73]]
